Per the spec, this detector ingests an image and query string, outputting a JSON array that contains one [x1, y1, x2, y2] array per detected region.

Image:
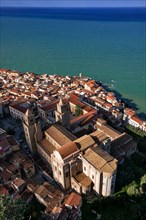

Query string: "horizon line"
[[1, 6, 146, 8]]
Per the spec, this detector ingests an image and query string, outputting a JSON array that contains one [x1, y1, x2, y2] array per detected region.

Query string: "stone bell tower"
[[23, 108, 37, 153], [55, 98, 70, 127]]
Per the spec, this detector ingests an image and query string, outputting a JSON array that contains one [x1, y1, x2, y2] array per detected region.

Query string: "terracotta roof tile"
[[64, 192, 81, 208], [57, 142, 78, 159]]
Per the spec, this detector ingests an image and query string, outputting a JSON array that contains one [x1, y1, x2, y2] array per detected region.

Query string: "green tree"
[[75, 104, 83, 116], [140, 174, 146, 185], [127, 185, 139, 197], [0, 195, 26, 220], [140, 174, 146, 193]]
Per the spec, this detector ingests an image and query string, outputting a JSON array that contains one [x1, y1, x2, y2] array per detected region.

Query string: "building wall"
[[102, 173, 116, 196], [100, 139, 111, 154], [23, 123, 36, 153], [82, 157, 116, 196], [69, 102, 76, 114], [37, 143, 51, 164], [51, 155, 65, 189], [9, 106, 24, 120], [71, 177, 81, 194], [129, 119, 140, 128], [51, 153, 72, 190], [45, 133, 61, 149]]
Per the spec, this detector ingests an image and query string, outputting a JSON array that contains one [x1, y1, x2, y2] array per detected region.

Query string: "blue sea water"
[[0, 8, 146, 114]]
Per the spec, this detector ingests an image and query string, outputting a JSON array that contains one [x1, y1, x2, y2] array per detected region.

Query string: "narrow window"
[[65, 171, 69, 178]]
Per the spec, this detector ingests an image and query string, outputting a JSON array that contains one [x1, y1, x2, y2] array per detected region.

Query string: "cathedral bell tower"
[[23, 108, 37, 153], [55, 98, 70, 127]]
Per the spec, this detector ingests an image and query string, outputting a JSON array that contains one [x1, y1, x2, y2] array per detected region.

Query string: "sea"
[[0, 7, 146, 114]]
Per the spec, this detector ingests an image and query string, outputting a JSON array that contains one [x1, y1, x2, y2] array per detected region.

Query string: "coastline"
[[1, 11, 145, 114], [0, 68, 146, 121]]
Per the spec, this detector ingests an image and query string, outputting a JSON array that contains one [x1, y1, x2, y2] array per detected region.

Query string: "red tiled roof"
[[81, 89, 94, 95], [10, 104, 27, 113], [41, 99, 59, 111], [69, 93, 94, 112], [0, 68, 10, 73], [0, 186, 9, 195], [124, 108, 136, 117], [94, 97, 105, 105], [70, 110, 96, 125], [131, 116, 143, 125], [104, 102, 113, 108], [64, 192, 81, 208], [57, 142, 78, 159], [81, 114, 95, 126]]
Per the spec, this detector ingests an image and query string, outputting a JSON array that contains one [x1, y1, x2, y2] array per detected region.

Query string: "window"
[[59, 171, 61, 175], [92, 175, 94, 180], [84, 167, 86, 171], [65, 171, 69, 178]]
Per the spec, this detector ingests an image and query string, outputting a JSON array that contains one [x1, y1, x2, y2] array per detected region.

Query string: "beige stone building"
[[22, 101, 131, 197], [23, 109, 42, 153], [55, 98, 70, 127], [51, 142, 117, 196], [37, 123, 76, 164], [51, 141, 80, 190], [22, 107, 118, 196], [83, 147, 117, 196], [90, 130, 111, 153]]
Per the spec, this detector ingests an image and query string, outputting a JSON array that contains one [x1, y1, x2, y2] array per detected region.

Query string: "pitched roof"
[[83, 147, 117, 175], [74, 135, 95, 151], [64, 192, 81, 208], [74, 172, 92, 187], [90, 130, 109, 143], [57, 142, 78, 159], [39, 138, 56, 155], [41, 99, 59, 111], [111, 133, 132, 149], [69, 93, 94, 112], [131, 115, 143, 125], [70, 110, 96, 125], [95, 124, 121, 140], [124, 108, 136, 117], [0, 186, 9, 195], [12, 177, 25, 187], [45, 123, 76, 146], [10, 103, 27, 114]]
